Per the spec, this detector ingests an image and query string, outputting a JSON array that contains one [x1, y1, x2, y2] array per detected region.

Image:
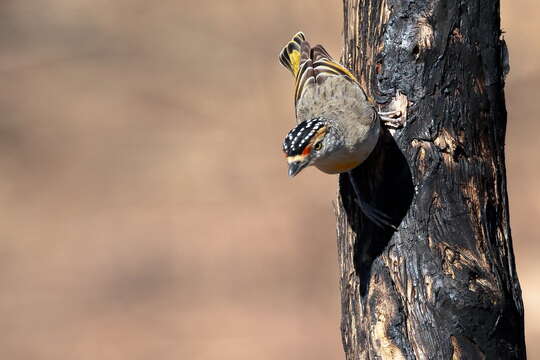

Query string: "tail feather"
[[279, 32, 306, 77]]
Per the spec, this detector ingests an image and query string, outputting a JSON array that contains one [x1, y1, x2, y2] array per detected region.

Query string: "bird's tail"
[[279, 32, 306, 77]]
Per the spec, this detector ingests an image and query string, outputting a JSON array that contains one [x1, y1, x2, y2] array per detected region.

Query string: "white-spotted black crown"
[[282, 117, 326, 156]]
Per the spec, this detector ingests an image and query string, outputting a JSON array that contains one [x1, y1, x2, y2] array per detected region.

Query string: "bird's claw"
[[379, 110, 404, 128], [378, 90, 408, 129]]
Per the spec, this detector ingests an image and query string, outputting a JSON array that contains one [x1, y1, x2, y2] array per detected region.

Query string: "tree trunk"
[[336, 0, 526, 359]]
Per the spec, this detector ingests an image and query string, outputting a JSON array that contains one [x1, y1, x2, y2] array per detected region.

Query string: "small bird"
[[279, 32, 395, 228]]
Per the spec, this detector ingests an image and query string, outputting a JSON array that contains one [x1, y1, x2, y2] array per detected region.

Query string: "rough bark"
[[336, 0, 526, 359]]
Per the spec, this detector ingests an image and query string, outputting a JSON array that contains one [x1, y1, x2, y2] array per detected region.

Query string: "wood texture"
[[337, 0, 526, 358]]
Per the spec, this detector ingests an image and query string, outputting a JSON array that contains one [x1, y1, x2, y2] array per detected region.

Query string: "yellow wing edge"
[[278, 32, 306, 77]]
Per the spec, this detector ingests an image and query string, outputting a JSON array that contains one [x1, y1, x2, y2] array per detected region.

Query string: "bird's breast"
[[316, 159, 361, 174]]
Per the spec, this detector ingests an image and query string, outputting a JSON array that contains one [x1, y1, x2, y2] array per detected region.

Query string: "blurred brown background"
[[0, 1, 538, 359]]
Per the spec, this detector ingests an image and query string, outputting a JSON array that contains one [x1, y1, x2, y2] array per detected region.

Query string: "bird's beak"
[[288, 160, 308, 177]]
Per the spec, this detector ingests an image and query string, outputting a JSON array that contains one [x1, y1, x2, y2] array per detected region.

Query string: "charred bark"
[[336, 0, 526, 359]]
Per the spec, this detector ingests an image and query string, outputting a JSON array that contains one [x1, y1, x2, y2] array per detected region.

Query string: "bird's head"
[[282, 117, 340, 176]]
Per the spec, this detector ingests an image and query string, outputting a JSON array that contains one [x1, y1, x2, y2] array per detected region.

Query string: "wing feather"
[[279, 34, 359, 108]]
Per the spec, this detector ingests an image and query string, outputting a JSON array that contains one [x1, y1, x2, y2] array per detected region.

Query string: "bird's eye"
[[314, 142, 323, 151]]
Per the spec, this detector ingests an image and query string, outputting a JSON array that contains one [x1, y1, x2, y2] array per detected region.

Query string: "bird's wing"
[[309, 45, 357, 85], [279, 32, 305, 77], [279, 32, 359, 108]]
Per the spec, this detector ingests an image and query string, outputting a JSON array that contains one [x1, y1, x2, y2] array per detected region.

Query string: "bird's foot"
[[379, 110, 405, 128], [378, 90, 408, 129]]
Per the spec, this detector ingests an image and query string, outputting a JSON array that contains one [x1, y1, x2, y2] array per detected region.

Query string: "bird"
[[279, 32, 396, 229]]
